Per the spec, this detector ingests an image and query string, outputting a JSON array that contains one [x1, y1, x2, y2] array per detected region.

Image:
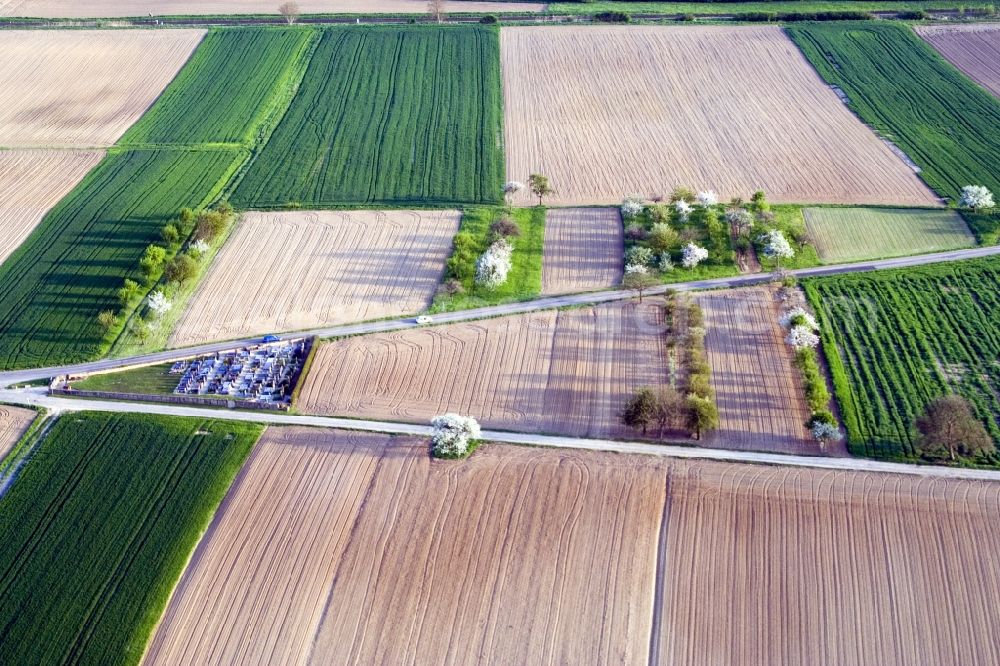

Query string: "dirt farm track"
[[501, 25, 938, 207], [144, 427, 1000, 665]]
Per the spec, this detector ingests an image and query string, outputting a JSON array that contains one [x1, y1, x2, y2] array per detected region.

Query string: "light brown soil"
[[501, 25, 938, 207], [0, 0, 546, 16], [169, 210, 460, 347], [0, 405, 35, 462], [0, 30, 204, 148], [298, 300, 668, 438], [657, 460, 1000, 665], [146, 429, 666, 666], [917, 24, 1000, 98], [145, 427, 1000, 665], [0, 150, 104, 265], [541, 207, 624, 295], [698, 287, 828, 455], [143, 427, 390, 666]]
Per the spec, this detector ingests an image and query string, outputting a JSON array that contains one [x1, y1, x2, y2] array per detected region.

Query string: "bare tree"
[[916, 395, 994, 462], [428, 0, 445, 23], [279, 1, 300, 24]]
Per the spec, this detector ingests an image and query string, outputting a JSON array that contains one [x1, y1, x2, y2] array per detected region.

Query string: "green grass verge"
[[547, 1, 988, 14], [802, 206, 974, 263], [0, 148, 244, 370], [232, 26, 504, 208], [754, 204, 821, 270], [71, 364, 179, 395], [961, 209, 1000, 245], [803, 256, 1000, 460], [787, 22, 1000, 202], [120, 27, 318, 147], [431, 206, 544, 311], [0, 412, 262, 665]]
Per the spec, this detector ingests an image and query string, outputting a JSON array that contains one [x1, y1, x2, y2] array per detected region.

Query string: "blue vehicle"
[[261, 335, 280, 344]]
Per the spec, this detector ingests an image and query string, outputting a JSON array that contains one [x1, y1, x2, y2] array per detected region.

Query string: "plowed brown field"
[[0, 405, 35, 462], [541, 207, 624, 295], [0, 150, 104, 265], [145, 429, 666, 666], [298, 300, 667, 438], [169, 210, 460, 347], [917, 24, 1000, 98], [657, 460, 1000, 665], [145, 428, 1000, 665], [143, 427, 390, 666], [0, 30, 204, 147], [0, 0, 546, 16], [501, 25, 937, 207], [698, 287, 829, 455]]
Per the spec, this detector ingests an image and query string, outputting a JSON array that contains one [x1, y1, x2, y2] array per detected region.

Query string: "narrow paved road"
[[2, 244, 997, 386], [6, 388, 1000, 482]]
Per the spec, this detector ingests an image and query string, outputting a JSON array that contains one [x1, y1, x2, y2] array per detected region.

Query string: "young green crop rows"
[[232, 26, 504, 208], [805, 258, 1000, 459], [0, 412, 261, 666], [788, 23, 1000, 202]]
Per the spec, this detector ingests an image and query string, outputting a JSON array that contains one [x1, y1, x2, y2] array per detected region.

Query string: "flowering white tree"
[[811, 420, 843, 443], [431, 413, 482, 458], [657, 252, 674, 272], [189, 239, 210, 257], [695, 190, 718, 207], [674, 199, 692, 223], [759, 229, 794, 260], [779, 307, 819, 331], [960, 184, 995, 210], [786, 324, 820, 349], [475, 238, 512, 288], [681, 243, 708, 269], [147, 290, 172, 318], [502, 180, 524, 204], [620, 195, 644, 219]]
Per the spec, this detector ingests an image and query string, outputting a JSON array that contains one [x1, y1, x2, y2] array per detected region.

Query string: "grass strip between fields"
[[0, 412, 263, 666]]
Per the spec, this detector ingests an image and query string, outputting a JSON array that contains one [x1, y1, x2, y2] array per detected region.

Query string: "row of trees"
[[621, 295, 719, 439]]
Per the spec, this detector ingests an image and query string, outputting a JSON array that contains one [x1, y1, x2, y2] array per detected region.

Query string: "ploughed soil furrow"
[[541, 207, 624, 296], [0, 30, 204, 147], [501, 25, 937, 207], [298, 301, 668, 439], [169, 209, 460, 347], [698, 287, 823, 455], [0, 404, 35, 462]]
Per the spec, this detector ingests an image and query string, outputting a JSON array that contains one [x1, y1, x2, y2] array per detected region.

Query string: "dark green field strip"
[[787, 23, 1000, 201], [0, 412, 261, 666], [120, 27, 317, 147], [804, 258, 1000, 459], [232, 26, 504, 208], [0, 148, 244, 370]]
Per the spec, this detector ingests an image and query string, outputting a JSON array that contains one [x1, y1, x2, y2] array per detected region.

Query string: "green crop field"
[[0, 412, 261, 666], [121, 28, 317, 147], [0, 148, 243, 370], [802, 207, 975, 263], [232, 26, 504, 208], [804, 258, 1000, 459], [787, 23, 1000, 202]]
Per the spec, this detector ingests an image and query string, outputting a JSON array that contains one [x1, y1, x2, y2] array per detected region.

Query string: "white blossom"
[[620, 196, 644, 219], [680, 243, 708, 269], [960, 184, 995, 210], [475, 238, 513, 288], [786, 324, 820, 349], [657, 252, 674, 272], [695, 190, 718, 207], [189, 239, 210, 256], [674, 199, 692, 222], [624, 262, 649, 276], [502, 181, 524, 201], [431, 413, 482, 457], [759, 229, 795, 260], [725, 208, 754, 234], [779, 307, 819, 331], [147, 290, 172, 318], [811, 421, 843, 442]]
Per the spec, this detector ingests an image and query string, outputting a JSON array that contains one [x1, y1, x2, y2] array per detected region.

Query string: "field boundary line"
[[6, 390, 1000, 482]]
